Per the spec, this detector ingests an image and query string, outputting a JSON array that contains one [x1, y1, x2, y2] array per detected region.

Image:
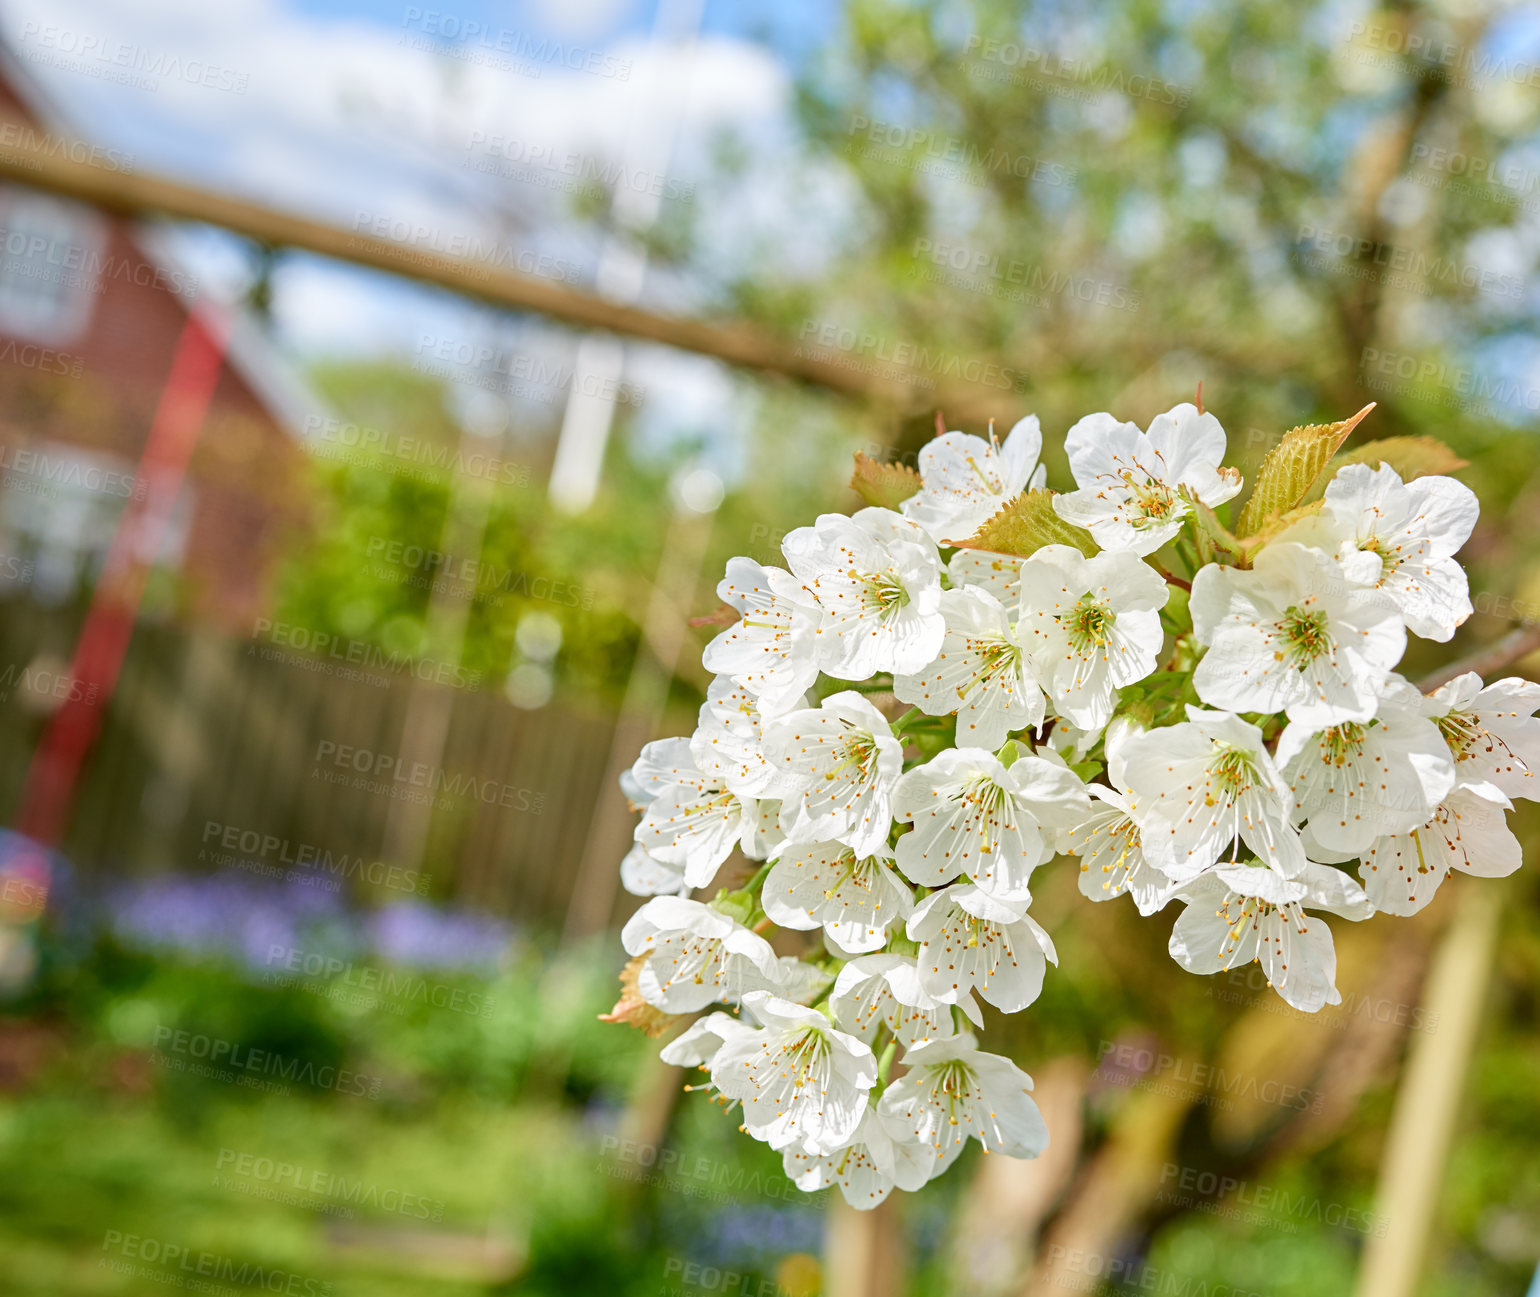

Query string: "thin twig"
[[1416, 623, 1540, 691], [1152, 562, 1191, 592]]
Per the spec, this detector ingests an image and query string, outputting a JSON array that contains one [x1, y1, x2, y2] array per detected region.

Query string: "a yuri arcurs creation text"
[[602, 401, 1538, 1209]]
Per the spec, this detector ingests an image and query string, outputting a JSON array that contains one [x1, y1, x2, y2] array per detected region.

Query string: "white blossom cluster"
[[606, 404, 1539, 1209]]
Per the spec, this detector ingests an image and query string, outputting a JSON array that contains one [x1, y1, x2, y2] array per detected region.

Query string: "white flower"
[[659, 1011, 759, 1068], [633, 743, 759, 889], [878, 1032, 1048, 1170], [623, 737, 694, 808], [702, 556, 822, 716], [711, 991, 877, 1154], [620, 844, 689, 898], [1062, 784, 1179, 915], [907, 884, 1057, 1012], [1120, 707, 1307, 881], [1190, 542, 1406, 727], [621, 897, 780, 1013], [1355, 785, 1521, 916], [689, 677, 781, 799], [900, 416, 1047, 543], [782, 509, 945, 678], [742, 798, 786, 862], [763, 692, 904, 856], [783, 1108, 938, 1209], [1052, 403, 1242, 556], [893, 586, 1046, 748], [769, 954, 836, 1005], [1276, 676, 1456, 858], [948, 547, 1024, 607], [1424, 672, 1540, 801], [1016, 545, 1168, 731], [830, 953, 981, 1047], [761, 842, 914, 952], [1168, 860, 1373, 1012], [1287, 464, 1477, 641], [622, 738, 706, 895], [893, 747, 1090, 902]]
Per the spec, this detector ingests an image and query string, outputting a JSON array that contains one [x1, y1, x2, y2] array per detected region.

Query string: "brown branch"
[[1416, 623, 1540, 691], [0, 135, 1005, 421]]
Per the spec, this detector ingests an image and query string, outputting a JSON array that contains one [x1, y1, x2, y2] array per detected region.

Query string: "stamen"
[[1277, 605, 1332, 667], [1058, 593, 1117, 654]]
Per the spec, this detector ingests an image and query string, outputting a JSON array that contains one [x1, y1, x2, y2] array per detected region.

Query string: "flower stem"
[[742, 860, 774, 894], [1151, 560, 1192, 592]]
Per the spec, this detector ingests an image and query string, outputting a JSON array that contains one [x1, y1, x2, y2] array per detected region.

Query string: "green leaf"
[[1184, 493, 1247, 567], [1237, 499, 1326, 556], [1235, 403, 1375, 537], [956, 488, 1098, 557], [850, 452, 921, 510], [1307, 435, 1469, 500]]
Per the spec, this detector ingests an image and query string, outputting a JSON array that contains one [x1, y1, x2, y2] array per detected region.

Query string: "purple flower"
[[366, 901, 513, 972], [110, 873, 348, 970], [106, 871, 515, 976]]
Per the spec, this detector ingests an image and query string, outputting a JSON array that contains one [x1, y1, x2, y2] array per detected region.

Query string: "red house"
[[0, 43, 319, 627]]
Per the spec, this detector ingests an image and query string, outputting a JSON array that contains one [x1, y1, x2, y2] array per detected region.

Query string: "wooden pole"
[[0, 133, 1006, 421], [1353, 883, 1502, 1297]]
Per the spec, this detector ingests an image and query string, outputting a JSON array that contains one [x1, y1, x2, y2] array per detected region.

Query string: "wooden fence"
[[0, 594, 623, 927]]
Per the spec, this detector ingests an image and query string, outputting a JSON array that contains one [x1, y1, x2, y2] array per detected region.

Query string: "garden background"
[[0, 0, 1538, 1294]]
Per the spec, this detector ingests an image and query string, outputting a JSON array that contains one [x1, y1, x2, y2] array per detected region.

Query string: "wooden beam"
[[0, 133, 1003, 419]]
